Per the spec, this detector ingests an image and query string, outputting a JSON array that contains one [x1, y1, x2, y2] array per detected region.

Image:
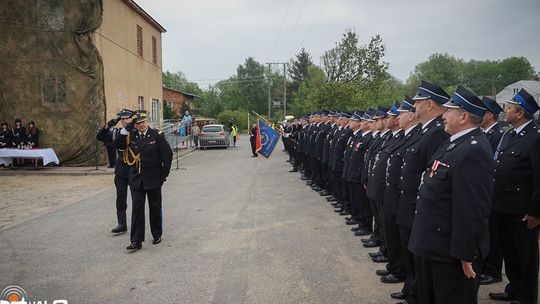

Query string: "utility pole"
[[266, 63, 272, 118], [266, 62, 288, 119], [283, 63, 287, 117]]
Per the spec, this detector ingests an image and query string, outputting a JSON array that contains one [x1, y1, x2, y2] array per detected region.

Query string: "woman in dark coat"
[[26, 120, 40, 148]]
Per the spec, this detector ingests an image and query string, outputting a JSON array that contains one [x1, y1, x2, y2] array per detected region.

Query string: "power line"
[[268, 0, 292, 60], [300, 0, 332, 48], [279, 0, 308, 60]]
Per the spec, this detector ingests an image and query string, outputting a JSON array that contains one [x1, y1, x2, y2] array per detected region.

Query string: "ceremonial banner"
[[256, 119, 280, 158]]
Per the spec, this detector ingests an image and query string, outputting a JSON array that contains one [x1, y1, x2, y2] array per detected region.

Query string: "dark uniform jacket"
[[26, 128, 40, 147], [0, 129, 11, 148], [384, 126, 422, 215], [485, 122, 504, 154], [346, 131, 372, 183], [342, 131, 362, 180], [330, 127, 353, 172], [322, 124, 338, 164], [115, 127, 173, 190], [367, 130, 403, 202], [493, 122, 540, 217], [396, 116, 449, 227], [409, 128, 494, 262], [365, 130, 392, 197], [11, 126, 26, 147], [315, 122, 331, 160], [97, 126, 131, 177]]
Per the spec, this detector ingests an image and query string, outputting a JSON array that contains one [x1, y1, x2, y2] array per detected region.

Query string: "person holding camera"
[[97, 109, 134, 234], [115, 112, 173, 251]]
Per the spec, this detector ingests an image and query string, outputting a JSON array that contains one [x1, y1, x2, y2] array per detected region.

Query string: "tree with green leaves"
[[288, 48, 313, 95], [406, 54, 536, 96], [321, 30, 388, 84]]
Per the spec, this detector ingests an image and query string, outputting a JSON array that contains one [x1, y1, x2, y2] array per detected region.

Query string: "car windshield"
[[202, 126, 223, 132]]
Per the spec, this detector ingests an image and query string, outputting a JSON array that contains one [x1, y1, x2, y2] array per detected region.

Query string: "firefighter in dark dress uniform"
[[0, 121, 11, 149], [385, 97, 423, 301], [478, 96, 505, 285], [115, 112, 173, 251], [409, 85, 495, 304], [97, 108, 134, 234], [488, 89, 540, 304], [393, 80, 450, 304]]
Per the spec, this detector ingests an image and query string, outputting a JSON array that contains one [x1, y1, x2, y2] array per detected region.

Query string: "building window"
[[152, 36, 157, 64], [151, 99, 160, 122], [137, 96, 144, 110], [136, 25, 143, 57]]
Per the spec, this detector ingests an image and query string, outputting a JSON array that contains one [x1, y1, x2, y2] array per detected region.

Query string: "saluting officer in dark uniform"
[[478, 96, 505, 285], [489, 89, 540, 304], [97, 108, 134, 234], [409, 85, 495, 304], [116, 112, 173, 251], [0, 121, 11, 149], [394, 80, 450, 304]]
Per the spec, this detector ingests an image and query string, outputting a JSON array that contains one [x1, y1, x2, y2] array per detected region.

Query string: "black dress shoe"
[[479, 274, 502, 285], [375, 269, 390, 276], [289, 169, 298, 172], [361, 237, 374, 243], [488, 292, 515, 301], [126, 241, 142, 251], [354, 229, 372, 236], [339, 211, 351, 216], [390, 292, 405, 300], [372, 255, 390, 263], [345, 216, 355, 221], [111, 225, 127, 234], [312, 187, 323, 192], [363, 240, 381, 248], [351, 226, 361, 232], [334, 208, 344, 213], [330, 202, 340, 206], [320, 190, 331, 196], [381, 273, 405, 283], [369, 251, 384, 258], [326, 197, 337, 202], [152, 237, 161, 245], [346, 219, 361, 225]]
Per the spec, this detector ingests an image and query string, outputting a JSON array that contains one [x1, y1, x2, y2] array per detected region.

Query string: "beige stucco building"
[[93, 0, 166, 125]]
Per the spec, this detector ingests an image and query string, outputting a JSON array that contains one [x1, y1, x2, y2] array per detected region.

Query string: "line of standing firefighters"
[[282, 80, 540, 304]]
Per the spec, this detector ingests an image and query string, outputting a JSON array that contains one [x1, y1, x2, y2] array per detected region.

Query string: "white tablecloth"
[[0, 148, 60, 166]]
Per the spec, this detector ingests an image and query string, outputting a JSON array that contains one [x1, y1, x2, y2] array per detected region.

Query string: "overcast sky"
[[136, 0, 540, 87]]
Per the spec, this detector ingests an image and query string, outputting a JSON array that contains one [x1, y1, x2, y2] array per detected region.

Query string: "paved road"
[[0, 136, 505, 303]]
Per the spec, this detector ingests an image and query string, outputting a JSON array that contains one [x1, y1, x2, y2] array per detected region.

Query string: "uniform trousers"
[[114, 174, 129, 226], [400, 225, 418, 304], [358, 187, 373, 231], [383, 212, 404, 275], [130, 187, 163, 242], [370, 199, 382, 242], [482, 210, 502, 280], [417, 256, 482, 304], [497, 213, 539, 304]]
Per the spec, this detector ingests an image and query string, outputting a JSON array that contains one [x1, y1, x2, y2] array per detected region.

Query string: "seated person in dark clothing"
[[11, 118, 26, 148], [0, 121, 11, 148], [26, 120, 40, 148]]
